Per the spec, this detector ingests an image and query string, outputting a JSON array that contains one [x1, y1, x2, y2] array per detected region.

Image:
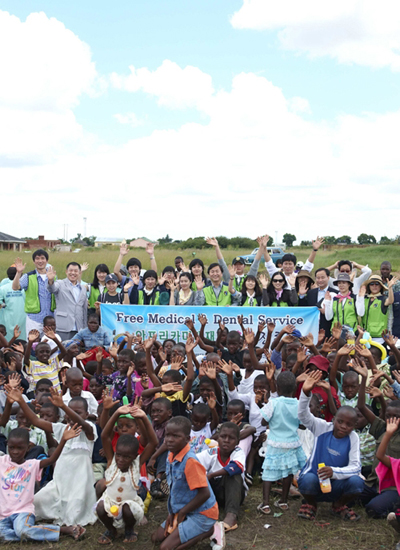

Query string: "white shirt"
[[265, 259, 314, 289], [62, 389, 98, 417]]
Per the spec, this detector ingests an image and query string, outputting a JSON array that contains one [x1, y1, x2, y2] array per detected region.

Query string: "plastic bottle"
[[346, 327, 355, 356], [204, 439, 218, 449], [110, 505, 119, 517], [318, 463, 331, 493]]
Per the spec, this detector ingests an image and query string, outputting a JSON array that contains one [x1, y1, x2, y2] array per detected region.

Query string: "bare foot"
[[123, 530, 138, 543], [222, 512, 237, 528], [60, 525, 86, 540]]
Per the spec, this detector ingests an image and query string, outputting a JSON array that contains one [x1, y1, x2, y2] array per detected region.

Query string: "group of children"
[[1, 244, 400, 549]]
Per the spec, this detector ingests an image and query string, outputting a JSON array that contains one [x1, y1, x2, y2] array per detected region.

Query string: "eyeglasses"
[[273, 279, 285, 283], [369, 282, 381, 286]]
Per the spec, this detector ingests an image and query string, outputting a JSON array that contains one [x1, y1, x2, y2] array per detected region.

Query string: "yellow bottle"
[[205, 438, 218, 448], [318, 463, 331, 493], [110, 505, 119, 517]]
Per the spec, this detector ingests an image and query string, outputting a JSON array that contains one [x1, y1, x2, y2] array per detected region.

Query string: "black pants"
[[210, 475, 245, 517], [359, 484, 400, 518]]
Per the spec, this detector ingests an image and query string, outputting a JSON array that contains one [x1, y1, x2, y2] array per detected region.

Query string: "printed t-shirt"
[[0, 455, 42, 519]]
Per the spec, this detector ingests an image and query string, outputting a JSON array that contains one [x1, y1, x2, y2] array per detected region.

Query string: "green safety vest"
[[241, 295, 260, 307], [270, 300, 288, 307], [138, 290, 160, 305], [88, 286, 100, 309], [25, 271, 56, 314], [362, 296, 388, 338], [332, 295, 358, 330], [233, 277, 244, 292], [203, 284, 231, 306]]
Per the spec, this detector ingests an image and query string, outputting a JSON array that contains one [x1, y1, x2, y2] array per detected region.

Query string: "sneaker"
[[388, 512, 400, 534], [210, 521, 225, 550]]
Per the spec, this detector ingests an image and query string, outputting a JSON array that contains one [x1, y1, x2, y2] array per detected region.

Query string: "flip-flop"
[[223, 522, 238, 532], [72, 526, 86, 541], [257, 503, 271, 515], [98, 530, 116, 545], [123, 531, 138, 543]]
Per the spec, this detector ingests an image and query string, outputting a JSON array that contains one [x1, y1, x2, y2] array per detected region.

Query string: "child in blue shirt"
[[73, 314, 111, 351], [297, 370, 363, 521]]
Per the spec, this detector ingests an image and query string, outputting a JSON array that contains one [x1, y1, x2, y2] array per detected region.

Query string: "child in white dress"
[[96, 404, 158, 544], [14, 388, 98, 526]]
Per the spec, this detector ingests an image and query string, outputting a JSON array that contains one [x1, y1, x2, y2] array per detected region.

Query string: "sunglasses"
[[273, 279, 285, 283], [369, 282, 381, 286]]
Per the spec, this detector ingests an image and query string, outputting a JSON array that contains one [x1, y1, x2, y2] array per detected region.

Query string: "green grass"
[[2, 244, 399, 282]]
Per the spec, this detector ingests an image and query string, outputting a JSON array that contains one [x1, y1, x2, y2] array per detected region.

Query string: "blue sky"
[[1, 1, 400, 243]]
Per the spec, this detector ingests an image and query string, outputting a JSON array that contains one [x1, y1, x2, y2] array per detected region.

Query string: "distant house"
[[24, 235, 61, 250], [94, 237, 124, 248], [0, 232, 26, 251], [129, 237, 158, 248], [55, 244, 72, 252]]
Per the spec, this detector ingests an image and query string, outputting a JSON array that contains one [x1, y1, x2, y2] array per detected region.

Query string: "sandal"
[[123, 530, 138, 543], [150, 479, 164, 499], [257, 503, 271, 515], [331, 505, 360, 521], [274, 500, 289, 511], [98, 530, 117, 545], [245, 473, 253, 486], [298, 503, 317, 521], [71, 526, 86, 541]]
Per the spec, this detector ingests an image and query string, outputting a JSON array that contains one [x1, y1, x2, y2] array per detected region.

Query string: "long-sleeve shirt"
[[265, 258, 313, 290], [298, 390, 361, 480], [73, 327, 111, 350], [329, 266, 372, 296], [324, 294, 365, 321]]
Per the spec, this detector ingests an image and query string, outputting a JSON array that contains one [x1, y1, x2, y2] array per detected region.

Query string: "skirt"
[[262, 444, 306, 482]]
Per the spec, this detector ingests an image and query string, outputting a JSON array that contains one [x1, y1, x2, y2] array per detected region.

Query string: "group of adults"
[[0, 236, 398, 342]]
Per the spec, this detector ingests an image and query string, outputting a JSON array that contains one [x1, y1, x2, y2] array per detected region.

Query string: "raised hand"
[[185, 333, 199, 354], [237, 314, 244, 327], [76, 351, 92, 361], [43, 326, 56, 340], [49, 387, 64, 408], [194, 275, 204, 291], [12, 342, 24, 354], [355, 344, 372, 358], [95, 348, 103, 363], [162, 382, 183, 393], [13, 325, 21, 339], [312, 236, 325, 251], [8, 372, 21, 389], [267, 321, 276, 333], [358, 285, 366, 298], [266, 362, 276, 381], [46, 266, 57, 283], [388, 276, 400, 289], [62, 423, 82, 441], [130, 405, 146, 419], [171, 356, 184, 371], [205, 237, 219, 247], [228, 265, 236, 279], [331, 322, 342, 340], [206, 391, 217, 409], [283, 324, 295, 334], [298, 280, 308, 295], [231, 412, 244, 425], [158, 275, 166, 286], [351, 358, 368, 379], [146, 241, 156, 256], [14, 257, 26, 275], [254, 389, 267, 405], [184, 318, 194, 331], [198, 314, 207, 326], [367, 386, 382, 399], [124, 280, 134, 292], [392, 371, 400, 385], [28, 329, 40, 343], [321, 337, 337, 354], [109, 341, 118, 359], [302, 370, 323, 394], [337, 343, 355, 356], [288, 273, 296, 288], [259, 274, 268, 289], [282, 334, 295, 344], [5, 385, 23, 404], [131, 274, 140, 286], [383, 331, 398, 348], [258, 320, 266, 333], [296, 345, 307, 363], [244, 328, 255, 346], [217, 359, 232, 376], [386, 417, 400, 435], [120, 242, 129, 256], [383, 386, 397, 401], [102, 388, 119, 410], [144, 333, 157, 351], [81, 262, 89, 273], [300, 333, 314, 348], [205, 362, 217, 379]]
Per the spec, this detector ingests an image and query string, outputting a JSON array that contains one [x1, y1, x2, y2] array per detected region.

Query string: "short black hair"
[[226, 331, 240, 343], [228, 399, 245, 415], [254, 374, 268, 384], [199, 375, 214, 387], [88, 313, 100, 323], [43, 316, 55, 326], [116, 433, 139, 455], [162, 370, 181, 383], [162, 265, 175, 274], [167, 416, 191, 437], [6, 267, 16, 280], [207, 262, 223, 274], [219, 421, 240, 441], [134, 351, 146, 365], [126, 258, 142, 270], [338, 260, 352, 270], [336, 405, 358, 423], [40, 402, 60, 416], [35, 379, 53, 390], [8, 427, 29, 444], [66, 262, 81, 270], [119, 349, 135, 361], [277, 371, 296, 395], [282, 253, 297, 264], [387, 400, 400, 411], [69, 396, 88, 411], [315, 267, 330, 277], [153, 397, 172, 411], [66, 367, 83, 381], [32, 249, 49, 261], [192, 403, 210, 418], [85, 361, 98, 376], [343, 371, 359, 383]]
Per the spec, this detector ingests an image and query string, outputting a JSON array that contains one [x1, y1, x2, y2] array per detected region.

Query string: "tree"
[[379, 236, 392, 245], [282, 233, 296, 247], [357, 233, 376, 245], [83, 236, 96, 246], [324, 236, 337, 245], [336, 235, 352, 245], [158, 234, 173, 245], [300, 240, 312, 247]]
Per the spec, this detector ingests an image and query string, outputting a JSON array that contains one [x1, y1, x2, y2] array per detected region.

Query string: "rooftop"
[[0, 232, 26, 243]]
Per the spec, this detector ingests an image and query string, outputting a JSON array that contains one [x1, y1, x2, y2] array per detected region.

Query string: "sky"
[[1, 0, 400, 245]]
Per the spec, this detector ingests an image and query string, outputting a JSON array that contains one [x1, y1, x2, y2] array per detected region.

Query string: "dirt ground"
[[9, 480, 398, 550]]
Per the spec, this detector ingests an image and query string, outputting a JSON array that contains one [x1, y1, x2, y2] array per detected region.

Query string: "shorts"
[[162, 512, 215, 543]]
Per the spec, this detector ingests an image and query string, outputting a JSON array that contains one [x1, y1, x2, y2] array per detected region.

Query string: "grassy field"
[[2, 244, 399, 281], [17, 481, 397, 550]]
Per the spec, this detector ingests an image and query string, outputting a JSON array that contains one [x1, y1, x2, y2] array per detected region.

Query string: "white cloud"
[[114, 113, 143, 127], [0, 10, 100, 166], [230, 0, 400, 70], [110, 59, 214, 109]]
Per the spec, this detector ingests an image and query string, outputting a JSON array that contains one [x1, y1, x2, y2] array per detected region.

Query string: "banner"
[[100, 304, 320, 348]]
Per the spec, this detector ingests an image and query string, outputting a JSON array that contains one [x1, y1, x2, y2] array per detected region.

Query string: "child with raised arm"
[[297, 370, 363, 522], [24, 328, 66, 394], [152, 416, 220, 550], [96, 404, 158, 544], [8, 387, 98, 527], [255, 371, 306, 514], [142, 334, 195, 417], [0, 423, 85, 542], [190, 396, 219, 453]]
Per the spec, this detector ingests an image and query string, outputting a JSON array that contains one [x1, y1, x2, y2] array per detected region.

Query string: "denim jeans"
[[0, 513, 60, 542], [298, 472, 364, 503]]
